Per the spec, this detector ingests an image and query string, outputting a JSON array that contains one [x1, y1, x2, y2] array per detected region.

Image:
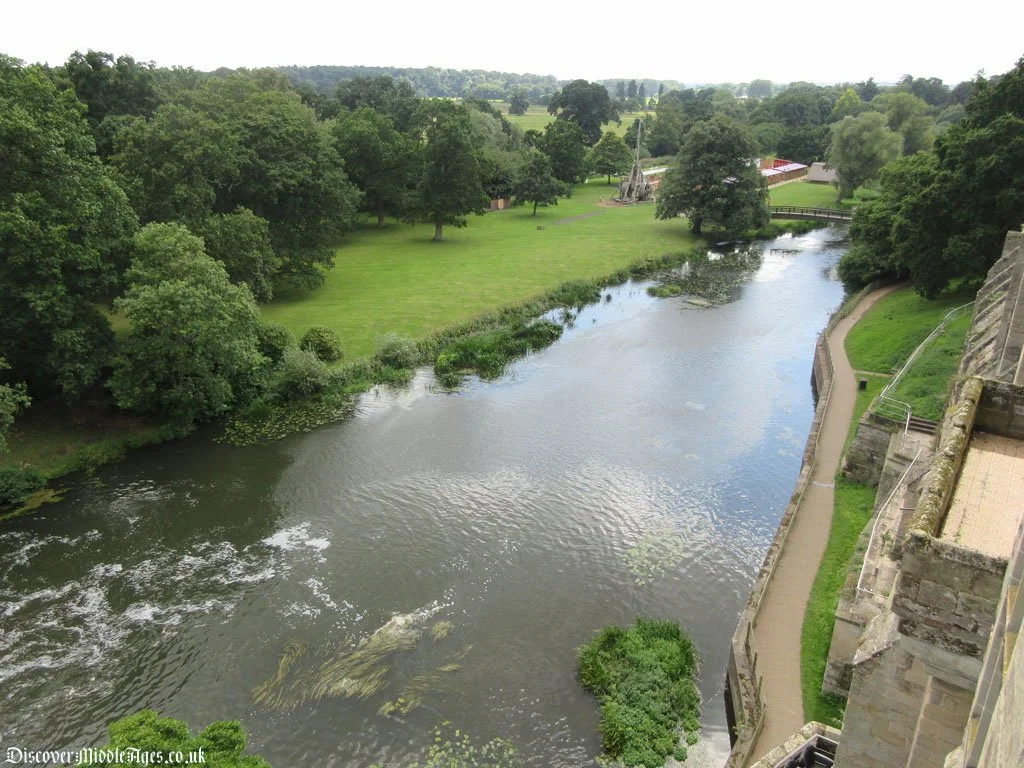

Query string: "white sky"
[[3, 0, 1022, 86]]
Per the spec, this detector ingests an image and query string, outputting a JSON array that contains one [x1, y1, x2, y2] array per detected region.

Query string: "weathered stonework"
[[841, 414, 892, 487]]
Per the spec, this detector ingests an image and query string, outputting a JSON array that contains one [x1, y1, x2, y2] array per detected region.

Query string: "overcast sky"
[[4, 0, 1022, 86]]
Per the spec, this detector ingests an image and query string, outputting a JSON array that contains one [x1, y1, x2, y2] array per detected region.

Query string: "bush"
[[578, 618, 701, 767], [0, 466, 45, 507], [299, 326, 344, 363], [271, 348, 332, 401], [256, 322, 295, 364], [376, 332, 420, 369]]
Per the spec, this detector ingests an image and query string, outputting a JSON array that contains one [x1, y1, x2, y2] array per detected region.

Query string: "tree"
[[627, 80, 638, 100], [873, 91, 935, 154], [588, 131, 634, 184], [336, 75, 420, 132], [658, 83, 664, 100], [748, 79, 773, 100], [192, 75, 361, 290], [656, 115, 769, 235], [638, 83, 646, 102], [1, 56, 138, 400], [827, 112, 902, 200], [197, 208, 279, 302], [855, 78, 880, 102], [542, 119, 589, 195], [831, 87, 865, 120], [109, 223, 264, 427], [615, 81, 626, 102], [547, 80, 620, 145], [839, 57, 1024, 297], [508, 89, 529, 115], [0, 359, 30, 455], [333, 107, 416, 226], [776, 124, 831, 164], [84, 710, 270, 767], [413, 102, 490, 241], [512, 149, 564, 215], [62, 50, 159, 132], [110, 104, 245, 227]]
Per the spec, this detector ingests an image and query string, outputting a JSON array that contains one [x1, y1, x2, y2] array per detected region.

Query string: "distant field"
[[492, 101, 651, 137], [767, 181, 840, 209], [768, 180, 879, 211], [262, 182, 692, 359]]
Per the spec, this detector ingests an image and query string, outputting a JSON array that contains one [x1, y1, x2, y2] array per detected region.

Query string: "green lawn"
[[496, 103, 651, 138], [844, 286, 975, 374], [262, 183, 694, 359], [767, 181, 839, 209], [768, 181, 879, 211], [801, 476, 877, 727], [889, 312, 973, 421]]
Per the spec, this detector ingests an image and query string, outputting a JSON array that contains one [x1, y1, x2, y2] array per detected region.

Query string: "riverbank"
[[2, 183, 820, 511], [727, 283, 897, 767]]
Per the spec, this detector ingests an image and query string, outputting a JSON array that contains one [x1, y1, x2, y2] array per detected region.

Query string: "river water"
[[0, 228, 847, 767]]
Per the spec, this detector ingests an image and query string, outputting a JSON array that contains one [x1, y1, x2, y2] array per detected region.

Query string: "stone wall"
[[896, 533, 1006, 658], [841, 414, 892, 487], [834, 615, 979, 767], [975, 379, 1024, 439], [725, 332, 834, 767]]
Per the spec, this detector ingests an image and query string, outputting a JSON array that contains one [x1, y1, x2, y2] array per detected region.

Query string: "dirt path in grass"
[[747, 284, 899, 765], [552, 211, 604, 225]]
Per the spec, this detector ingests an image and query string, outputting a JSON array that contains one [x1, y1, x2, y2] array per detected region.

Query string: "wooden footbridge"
[[770, 206, 852, 223]]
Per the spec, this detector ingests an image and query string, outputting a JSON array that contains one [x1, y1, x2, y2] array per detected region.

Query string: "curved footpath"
[[748, 285, 898, 764]]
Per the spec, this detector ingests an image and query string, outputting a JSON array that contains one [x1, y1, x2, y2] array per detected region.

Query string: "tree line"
[[0, 52, 635, 474]]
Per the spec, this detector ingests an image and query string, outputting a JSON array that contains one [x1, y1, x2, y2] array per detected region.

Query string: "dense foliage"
[[656, 115, 769, 235], [839, 56, 1024, 296], [0, 43, 1015, 470], [82, 711, 269, 767], [299, 326, 345, 363], [578, 618, 701, 768]]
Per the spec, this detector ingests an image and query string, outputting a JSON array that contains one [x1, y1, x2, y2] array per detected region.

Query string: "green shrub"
[[433, 320, 563, 381], [299, 326, 344, 363], [272, 348, 332, 401], [0, 466, 45, 507], [256, 322, 295, 364], [376, 332, 420, 369], [578, 618, 701, 766], [84, 710, 270, 767]]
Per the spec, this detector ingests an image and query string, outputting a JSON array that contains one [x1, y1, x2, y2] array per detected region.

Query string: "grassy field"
[[493, 102, 651, 138], [801, 476, 877, 726], [768, 181, 879, 211], [263, 182, 693, 359], [844, 286, 975, 374], [767, 182, 840, 209], [889, 312, 973, 421]]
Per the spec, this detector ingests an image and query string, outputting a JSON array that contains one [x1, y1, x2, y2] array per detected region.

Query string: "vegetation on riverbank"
[[888, 312, 973, 420], [844, 286, 974, 373], [845, 285, 974, 420], [578, 618, 700, 767], [261, 182, 696, 359]]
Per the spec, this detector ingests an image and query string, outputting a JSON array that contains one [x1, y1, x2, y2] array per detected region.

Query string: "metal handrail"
[[875, 301, 975, 442], [856, 447, 924, 602]]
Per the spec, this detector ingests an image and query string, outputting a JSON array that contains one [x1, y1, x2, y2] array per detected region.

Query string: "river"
[[0, 227, 848, 767]]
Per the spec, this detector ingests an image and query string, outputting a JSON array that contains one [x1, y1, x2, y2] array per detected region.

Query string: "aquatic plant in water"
[[370, 722, 520, 768], [253, 603, 443, 709], [624, 529, 689, 586], [578, 618, 701, 767]]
